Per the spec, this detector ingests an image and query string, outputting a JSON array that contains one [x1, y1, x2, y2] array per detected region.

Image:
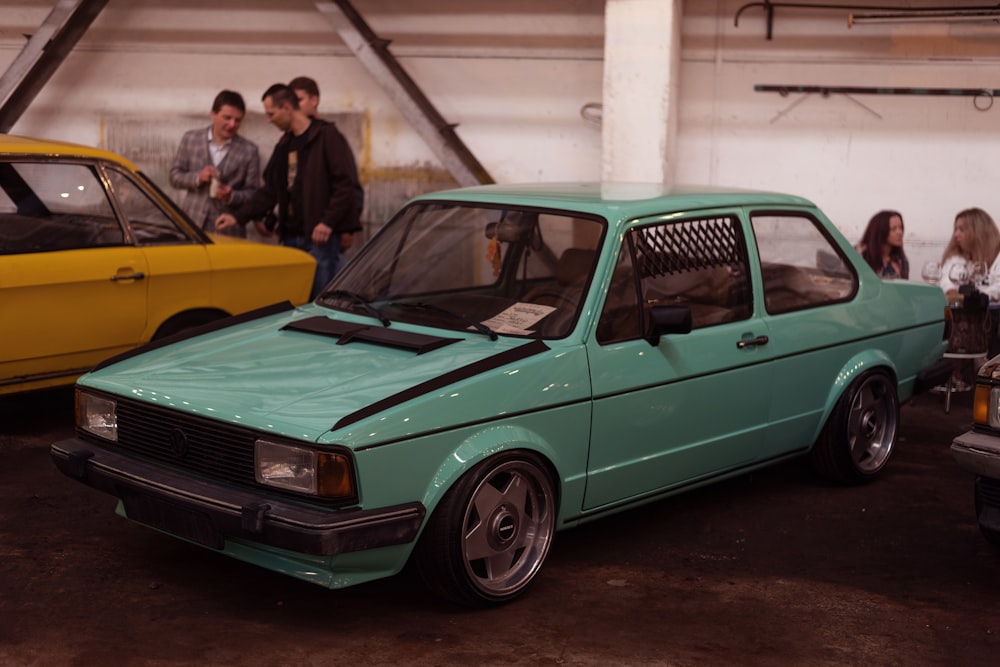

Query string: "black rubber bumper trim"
[[50, 437, 424, 556]]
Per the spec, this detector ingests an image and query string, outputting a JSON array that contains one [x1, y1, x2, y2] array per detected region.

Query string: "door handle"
[[110, 272, 146, 282], [736, 335, 769, 349]]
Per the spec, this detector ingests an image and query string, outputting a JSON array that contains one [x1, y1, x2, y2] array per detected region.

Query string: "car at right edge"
[[951, 356, 1000, 547]]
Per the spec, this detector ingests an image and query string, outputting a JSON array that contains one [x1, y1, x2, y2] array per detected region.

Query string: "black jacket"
[[235, 118, 363, 237]]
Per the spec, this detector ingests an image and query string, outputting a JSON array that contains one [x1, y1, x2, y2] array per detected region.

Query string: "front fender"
[[418, 404, 592, 531]]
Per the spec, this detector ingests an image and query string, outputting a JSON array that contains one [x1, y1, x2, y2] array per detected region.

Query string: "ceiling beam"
[[0, 0, 110, 134], [317, 0, 493, 186]]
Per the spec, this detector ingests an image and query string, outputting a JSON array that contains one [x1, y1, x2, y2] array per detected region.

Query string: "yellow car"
[[0, 134, 315, 395]]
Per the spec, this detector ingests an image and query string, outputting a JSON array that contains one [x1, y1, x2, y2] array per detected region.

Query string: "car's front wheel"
[[415, 451, 556, 606], [811, 369, 899, 485]]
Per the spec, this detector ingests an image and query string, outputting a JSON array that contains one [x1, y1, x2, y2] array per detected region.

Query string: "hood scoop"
[[282, 316, 460, 354]]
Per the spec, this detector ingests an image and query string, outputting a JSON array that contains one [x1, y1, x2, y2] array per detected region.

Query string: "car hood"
[[81, 306, 589, 446]]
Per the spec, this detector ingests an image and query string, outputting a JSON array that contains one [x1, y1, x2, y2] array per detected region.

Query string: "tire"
[[811, 369, 899, 485], [415, 451, 557, 607], [974, 477, 1000, 548], [152, 309, 228, 340]]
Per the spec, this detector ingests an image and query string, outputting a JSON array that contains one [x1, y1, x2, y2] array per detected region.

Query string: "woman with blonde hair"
[[937, 207, 1000, 394], [939, 207, 1000, 300]]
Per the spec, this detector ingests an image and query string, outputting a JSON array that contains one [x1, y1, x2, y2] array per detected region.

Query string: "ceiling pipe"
[[735, 2, 1000, 39]]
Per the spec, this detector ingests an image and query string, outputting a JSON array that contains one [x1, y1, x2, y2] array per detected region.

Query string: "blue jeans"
[[282, 234, 341, 299]]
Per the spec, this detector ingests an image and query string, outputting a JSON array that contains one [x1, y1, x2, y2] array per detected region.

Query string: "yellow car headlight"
[[973, 359, 1000, 428], [76, 390, 118, 442], [254, 439, 355, 499]]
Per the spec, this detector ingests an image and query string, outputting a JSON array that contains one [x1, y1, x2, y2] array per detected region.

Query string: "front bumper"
[[51, 437, 425, 556], [951, 429, 1000, 479]]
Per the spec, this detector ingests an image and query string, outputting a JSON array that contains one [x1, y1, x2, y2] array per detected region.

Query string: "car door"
[[0, 160, 148, 390], [747, 209, 861, 455], [584, 211, 774, 511], [103, 168, 213, 336]]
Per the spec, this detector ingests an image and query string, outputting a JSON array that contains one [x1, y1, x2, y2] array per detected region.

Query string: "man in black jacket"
[[216, 83, 362, 298]]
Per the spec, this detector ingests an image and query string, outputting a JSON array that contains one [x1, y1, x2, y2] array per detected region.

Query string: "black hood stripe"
[[92, 301, 295, 372], [332, 339, 550, 431], [282, 316, 461, 354]]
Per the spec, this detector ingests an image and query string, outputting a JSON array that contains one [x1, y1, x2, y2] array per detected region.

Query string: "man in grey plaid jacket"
[[170, 90, 261, 237]]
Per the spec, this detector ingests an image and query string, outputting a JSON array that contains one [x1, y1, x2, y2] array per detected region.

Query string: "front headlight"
[[255, 439, 355, 499], [974, 359, 1000, 428], [76, 390, 118, 442]]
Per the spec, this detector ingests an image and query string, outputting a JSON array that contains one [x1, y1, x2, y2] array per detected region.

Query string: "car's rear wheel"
[[974, 476, 1000, 547], [415, 451, 556, 606], [811, 369, 898, 485]]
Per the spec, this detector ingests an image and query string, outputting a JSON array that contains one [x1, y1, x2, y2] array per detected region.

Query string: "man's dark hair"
[[212, 90, 246, 114], [289, 76, 320, 99], [262, 83, 299, 110]]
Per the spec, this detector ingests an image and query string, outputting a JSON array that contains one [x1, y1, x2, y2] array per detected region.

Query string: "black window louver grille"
[[634, 216, 744, 277]]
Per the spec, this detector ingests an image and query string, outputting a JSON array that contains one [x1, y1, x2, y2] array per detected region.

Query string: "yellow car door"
[[0, 247, 149, 390], [0, 159, 148, 393]]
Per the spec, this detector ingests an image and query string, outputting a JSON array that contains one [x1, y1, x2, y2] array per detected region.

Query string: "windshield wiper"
[[390, 302, 499, 341], [321, 289, 391, 327]]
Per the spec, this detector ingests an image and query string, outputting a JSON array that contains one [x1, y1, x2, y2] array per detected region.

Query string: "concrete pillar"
[[601, 0, 681, 184]]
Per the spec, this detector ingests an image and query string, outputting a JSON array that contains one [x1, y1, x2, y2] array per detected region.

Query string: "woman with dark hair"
[[858, 210, 909, 279]]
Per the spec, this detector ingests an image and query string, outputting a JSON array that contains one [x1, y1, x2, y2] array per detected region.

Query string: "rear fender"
[[812, 350, 897, 445]]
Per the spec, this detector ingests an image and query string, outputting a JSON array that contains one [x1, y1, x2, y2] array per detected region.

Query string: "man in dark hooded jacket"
[[216, 83, 362, 298]]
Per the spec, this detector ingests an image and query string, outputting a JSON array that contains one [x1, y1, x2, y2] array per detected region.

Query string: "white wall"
[[681, 0, 1000, 274], [1, 0, 995, 268]]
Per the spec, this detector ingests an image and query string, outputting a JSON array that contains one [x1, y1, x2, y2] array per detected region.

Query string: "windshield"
[[318, 202, 605, 339]]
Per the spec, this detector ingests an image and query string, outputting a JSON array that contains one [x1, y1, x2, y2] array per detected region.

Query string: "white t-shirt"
[[940, 254, 1000, 301]]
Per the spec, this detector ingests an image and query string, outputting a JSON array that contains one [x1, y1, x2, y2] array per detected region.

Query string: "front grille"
[[107, 397, 258, 487], [78, 393, 356, 507]]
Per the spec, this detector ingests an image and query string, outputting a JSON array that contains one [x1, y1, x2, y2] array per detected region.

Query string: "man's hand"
[[340, 232, 354, 251], [254, 220, 275, 237], [312, 222, 334, 245], [198, 165, 219, 185], [215, 213, 238, 231], [213, 182, 233, 202]]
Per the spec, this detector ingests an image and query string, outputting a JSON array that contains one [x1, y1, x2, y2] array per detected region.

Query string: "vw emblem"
[[170, 428, 189, 458]]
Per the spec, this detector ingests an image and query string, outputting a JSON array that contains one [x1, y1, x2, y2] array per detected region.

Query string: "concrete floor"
[[1, 386, 997, 666]]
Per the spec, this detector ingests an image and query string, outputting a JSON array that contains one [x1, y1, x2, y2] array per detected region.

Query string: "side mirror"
[[645, 304, 692, 346]]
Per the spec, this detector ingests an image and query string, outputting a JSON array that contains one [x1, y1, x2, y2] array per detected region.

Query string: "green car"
[[52, 182, 951, 606]]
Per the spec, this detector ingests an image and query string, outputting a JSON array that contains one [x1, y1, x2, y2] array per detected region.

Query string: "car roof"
[[0, 133, 140, 171], [412, 182, 817, 220]]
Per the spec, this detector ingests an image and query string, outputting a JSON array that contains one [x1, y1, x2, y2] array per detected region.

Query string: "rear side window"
[[751, 213, 857, 315], [597, 215, 752, 344]]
